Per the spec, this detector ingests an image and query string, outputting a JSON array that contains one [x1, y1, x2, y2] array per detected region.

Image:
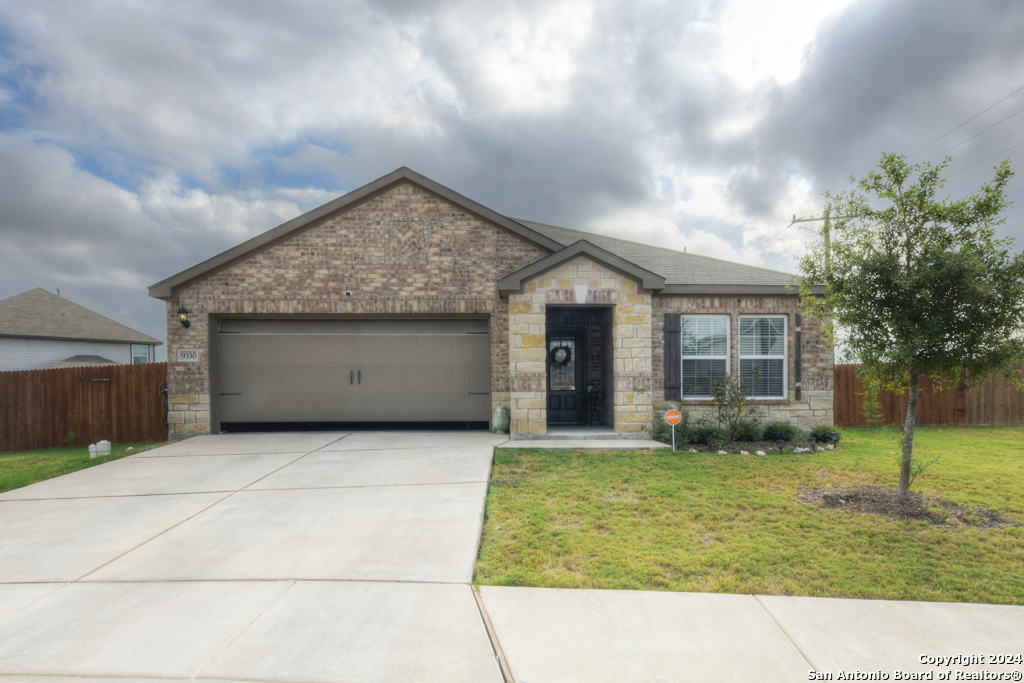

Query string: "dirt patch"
[[798, 485, 1014, 528]]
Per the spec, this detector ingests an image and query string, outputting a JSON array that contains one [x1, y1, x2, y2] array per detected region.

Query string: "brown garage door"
[[214, 319, 490, 424]]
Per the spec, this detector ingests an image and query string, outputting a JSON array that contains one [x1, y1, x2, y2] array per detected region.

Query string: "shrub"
[[690, 419, 725, 447], [762, 421, 799, 441], [810, 423, 841, 444], [858, 364, 885, 432], [710, 375, 765, 443], [733, 419, 763, 442]]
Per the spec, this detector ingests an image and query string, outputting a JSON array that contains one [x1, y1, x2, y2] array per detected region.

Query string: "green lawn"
[[475, 425, 1024, 604], [0, 442, 166, 494]]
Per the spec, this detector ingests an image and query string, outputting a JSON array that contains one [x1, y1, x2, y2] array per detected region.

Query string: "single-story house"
[[149, 167, 833, 440], [0, 288, 161, 371]]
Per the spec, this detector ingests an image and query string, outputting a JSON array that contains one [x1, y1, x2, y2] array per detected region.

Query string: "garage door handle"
[[358, 370, 361, 385], [350, 371, 353, 385]]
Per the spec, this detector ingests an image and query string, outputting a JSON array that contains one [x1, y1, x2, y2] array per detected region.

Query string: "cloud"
[[1, 0, 1023, 355], [0, 134, 324, 355]]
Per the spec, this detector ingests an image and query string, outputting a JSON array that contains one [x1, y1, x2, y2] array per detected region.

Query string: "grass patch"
[[0, 442, 166, 494], [475, 425, 1024, 604]]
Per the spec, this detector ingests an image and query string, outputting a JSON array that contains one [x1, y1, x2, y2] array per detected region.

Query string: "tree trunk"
[[899, 368, 920, 494]]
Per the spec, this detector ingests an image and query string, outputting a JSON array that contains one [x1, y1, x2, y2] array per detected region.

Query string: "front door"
[[547, 328, 585, 424]]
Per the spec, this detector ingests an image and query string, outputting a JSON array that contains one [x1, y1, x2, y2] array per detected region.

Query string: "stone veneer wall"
[[163, 182, 548, 439], [507, 255, 654, 437], [651, 295, 834, 429]]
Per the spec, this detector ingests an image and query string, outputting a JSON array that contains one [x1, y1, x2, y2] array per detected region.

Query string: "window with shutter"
[[680, 315, 729, 397]]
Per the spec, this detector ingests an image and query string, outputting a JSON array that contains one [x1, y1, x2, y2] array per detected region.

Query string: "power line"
[[756, 220, 799, 246], [756, 210, 849, 248], [760, 211, 853, 271], [948, 140, 1024, 177], [763, 251, 797, 271], [927, 103, 1024, 161], [1007, 187, 1024, 197], [908, 83, 1024, 157]]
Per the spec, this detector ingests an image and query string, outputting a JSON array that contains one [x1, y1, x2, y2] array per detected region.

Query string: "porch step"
[[510, 426, 653, 441], [497, 439, 669, 450]]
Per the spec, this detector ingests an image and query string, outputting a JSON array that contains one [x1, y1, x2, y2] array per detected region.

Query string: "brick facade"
[[652, 295, 834, 428], [160, 179, 834, 440], [164, 182, 547, 439]]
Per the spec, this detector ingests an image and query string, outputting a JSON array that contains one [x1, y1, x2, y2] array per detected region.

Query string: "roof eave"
[[657, 284, 820, 296], [148, 167, 563, 300], [497, 240, 667, 293], [0, 333, 162, 345]]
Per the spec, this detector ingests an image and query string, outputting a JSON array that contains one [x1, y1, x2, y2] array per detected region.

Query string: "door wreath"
[[549, 345, 573, 368]]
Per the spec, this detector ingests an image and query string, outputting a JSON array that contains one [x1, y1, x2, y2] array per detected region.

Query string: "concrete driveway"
[[0, 431, 507, 682]]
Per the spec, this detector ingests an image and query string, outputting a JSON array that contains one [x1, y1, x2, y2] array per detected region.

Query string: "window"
[[680, 316, 728, 397], [131, 344, 149, 365], [739, 316, 786, 398]]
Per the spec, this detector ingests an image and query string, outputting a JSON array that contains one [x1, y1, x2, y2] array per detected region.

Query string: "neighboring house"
[[149, 167, 833, 440], [0, 288, 162, 371]]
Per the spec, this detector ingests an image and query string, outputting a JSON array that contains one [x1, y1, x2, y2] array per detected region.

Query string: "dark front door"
[[547, 328, 585, 424]]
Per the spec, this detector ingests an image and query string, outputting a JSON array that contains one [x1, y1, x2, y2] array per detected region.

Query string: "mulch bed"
[[798, 485, 1014, 528], [670, 439, 824, 453]]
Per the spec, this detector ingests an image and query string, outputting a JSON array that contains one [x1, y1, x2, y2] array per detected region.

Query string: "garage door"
[[215, 319, 490, 424]]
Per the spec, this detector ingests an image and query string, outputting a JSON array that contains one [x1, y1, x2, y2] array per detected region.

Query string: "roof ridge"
[[511, 217, 795, 277], [0, 288, 161, 344]]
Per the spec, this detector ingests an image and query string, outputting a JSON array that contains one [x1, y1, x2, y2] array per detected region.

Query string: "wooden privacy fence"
[[0, 362, 168, 453], [833, 363, 1024, 427]]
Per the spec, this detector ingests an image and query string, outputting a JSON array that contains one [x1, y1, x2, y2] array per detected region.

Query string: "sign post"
[[664, 409, 682, 451]]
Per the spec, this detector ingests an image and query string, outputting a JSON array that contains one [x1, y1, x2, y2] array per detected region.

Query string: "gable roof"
[[0, 288, 161, 345], [514, 219, 798, 294], [498, 240, 667, 293], [148, 167, 564, 299], [148, 166, 808, 299]]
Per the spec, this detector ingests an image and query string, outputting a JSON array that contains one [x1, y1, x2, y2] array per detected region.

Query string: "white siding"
[[0, 338, 134, 371]]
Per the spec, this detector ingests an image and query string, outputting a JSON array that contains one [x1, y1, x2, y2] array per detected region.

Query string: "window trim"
[[131, 344, 150, 365], [679, 314, 730, 399], [738, 314, 788, 400]]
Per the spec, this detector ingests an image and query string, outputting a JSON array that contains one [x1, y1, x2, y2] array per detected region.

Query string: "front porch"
[[505, 253, 656, 440]]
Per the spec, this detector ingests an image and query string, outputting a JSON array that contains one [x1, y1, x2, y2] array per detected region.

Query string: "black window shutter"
[[664, 313, 681, 400]]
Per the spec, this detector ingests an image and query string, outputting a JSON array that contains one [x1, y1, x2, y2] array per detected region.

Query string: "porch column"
[[508, 283, 547, 437], [612, 282, 654, 433]]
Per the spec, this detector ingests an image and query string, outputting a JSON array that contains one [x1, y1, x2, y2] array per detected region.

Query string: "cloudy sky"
[[1, 0, 1022, 360]]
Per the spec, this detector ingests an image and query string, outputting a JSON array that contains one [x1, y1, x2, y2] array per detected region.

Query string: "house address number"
[[177, 349, 200, 362]]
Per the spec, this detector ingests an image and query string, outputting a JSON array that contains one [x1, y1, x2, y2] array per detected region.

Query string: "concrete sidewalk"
[[480, 586, 1024, 682]]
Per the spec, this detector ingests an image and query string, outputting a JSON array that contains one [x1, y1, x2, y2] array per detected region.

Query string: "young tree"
[[799, 153, 1024, 493]]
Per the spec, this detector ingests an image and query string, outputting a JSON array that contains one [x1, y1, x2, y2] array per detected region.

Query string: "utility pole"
[[790, 204, 848, 274], [788, 205, 849, 402]]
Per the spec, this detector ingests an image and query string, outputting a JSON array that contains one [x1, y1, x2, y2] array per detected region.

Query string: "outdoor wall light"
[[830, 431, 840, 447], [776, 439, 785, 454], [177, 305, 191, 329]]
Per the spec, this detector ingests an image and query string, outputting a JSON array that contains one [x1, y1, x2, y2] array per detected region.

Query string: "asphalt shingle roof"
[[513, 219, 795, 287], [45, 355, 119, 369], [0, 288, 161, 344]]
